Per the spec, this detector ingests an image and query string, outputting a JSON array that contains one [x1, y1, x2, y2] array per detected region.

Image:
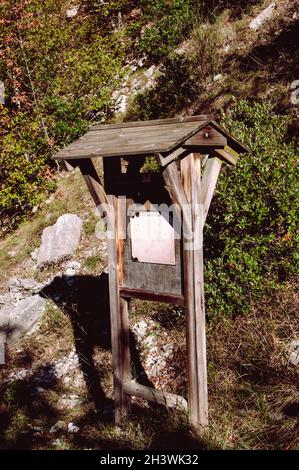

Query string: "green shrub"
[[0, 0, 125, 233], [204, 100, 299, 317], [0, 108, 55, 232], [139, 0, 201, 62]]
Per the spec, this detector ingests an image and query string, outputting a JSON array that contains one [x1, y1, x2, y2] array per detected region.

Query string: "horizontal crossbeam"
[[123, 381, 188, 412]]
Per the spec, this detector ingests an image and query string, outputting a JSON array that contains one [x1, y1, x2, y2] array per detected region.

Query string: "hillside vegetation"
[[0, 0, 298, 450]]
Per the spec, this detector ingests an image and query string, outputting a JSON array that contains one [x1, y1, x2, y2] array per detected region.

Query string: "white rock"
[[0, 294, 46, 345], [37, 214, 83, 267], [67, 6, 79, 18], [6, 368, 30, 382], [249, 3, 276, 31], [63, 260, 81, 276], [116, 94, 128, 114], [8, 277, 44, 300], [5, 349, 84, 387], [50, 420, 65, 433], [132, 320, 148, 340], [45, 194, 55, 205], [213, 73, 223, 82], [31, 248, 39, 261], [8, 250, 17, 257], [143, 335, 156, 348], [288, 340, 299, 366], [137, 57, 146, 68], [53, 438, 62, 446], [68, 422, 79, 433], [0, 293, 12, 306]]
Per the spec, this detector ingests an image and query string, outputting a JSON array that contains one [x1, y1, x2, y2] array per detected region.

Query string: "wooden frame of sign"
[[53, 115, 249, 433]]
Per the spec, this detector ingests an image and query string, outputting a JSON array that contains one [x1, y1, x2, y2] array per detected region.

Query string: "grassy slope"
[[0, 0, 298, 450]]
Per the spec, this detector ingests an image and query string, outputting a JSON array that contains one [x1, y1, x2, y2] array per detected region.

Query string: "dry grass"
[[1, 277, 297, 450], [0, 165, 107, 291]]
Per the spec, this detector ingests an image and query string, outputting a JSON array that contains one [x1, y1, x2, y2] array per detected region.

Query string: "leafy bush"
[[0, 0, 124, 233], [139, 0, 201, 62], [0, 108, 55, 232], [204, 100, 299, 317]]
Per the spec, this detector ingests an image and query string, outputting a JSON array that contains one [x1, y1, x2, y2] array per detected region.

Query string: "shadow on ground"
[[0, 273, 207, 450], [41, 273, 154, 411]]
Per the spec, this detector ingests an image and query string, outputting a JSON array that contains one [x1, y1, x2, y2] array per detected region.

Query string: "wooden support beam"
[[209, 147, 238, 165], [74, 158, 131, 425], [157, 156, 192, 237], [120, 297, 132, 414], [120, 287, 184, 305], [200, 157, 222, 224], [180, 154, 209, 432], [124, 381, 188, 412], [63, 159, 76, 172], [159, 147, 190, 167], [160, 154, 209, 432], [74, 158, 111, 215], [106, 195, 131, 426]]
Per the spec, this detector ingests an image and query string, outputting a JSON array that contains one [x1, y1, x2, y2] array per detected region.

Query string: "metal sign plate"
[[130, 212, 176, 265]]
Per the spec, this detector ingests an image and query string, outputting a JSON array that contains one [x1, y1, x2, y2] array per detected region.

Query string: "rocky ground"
[[0, 166, 185, 449], [0, 166, 298, 450]]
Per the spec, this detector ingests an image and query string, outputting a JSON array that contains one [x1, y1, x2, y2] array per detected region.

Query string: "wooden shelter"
[[53, 115, 248, 432]]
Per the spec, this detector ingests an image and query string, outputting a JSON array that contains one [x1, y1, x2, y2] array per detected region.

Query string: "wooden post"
[[72, 151, 222, 431], [160, 155, 209, 432], [181, 154, 208, 432], [74, 158, 130, 424], [201, 157, 222, 224], [106, 195, 131, 426]]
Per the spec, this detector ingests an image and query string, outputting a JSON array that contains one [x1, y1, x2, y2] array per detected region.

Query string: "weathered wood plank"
[[120, 287, 184, 305], [190, 154, 209, 432], [80, 123, 201, 139], [120, 297, 132, 414], [107, 196, 129, 426], [122, 234, 183, 296], [158, 157, 192, 236], [158, 147, 190, 167], [201, 157, 222, 224], [55, 146, 167, 160], [209, 147, 238, 165], [180, 154, 199, 428], [53, 120, 220, 161], [180, 153, 209, 432], [89, 115, 213, 131], [183, 125, 227, 147], [209, 120, 250, 154], [123, 381, 188, 412], [75, 159, 112, 225], [106, 195, 126, 426]]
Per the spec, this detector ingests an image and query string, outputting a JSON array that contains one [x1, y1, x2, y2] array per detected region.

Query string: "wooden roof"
[[52, 115, 249, 161]]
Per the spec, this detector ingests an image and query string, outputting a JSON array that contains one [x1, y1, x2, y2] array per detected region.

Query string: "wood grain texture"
[[88, 115, 213, 131], [123, 381, 188, 412], [120, 297, 132, 414], [120, 287, 184, 305], [180, 154, 209, 432], [201, 157, 222, 224], [183, 125, 227, 147], [53, 116, 248, 161], [76, 159, 106, 202], [209, 147, 238, 165], [106, 195, 127, 426], [122, 235, 183, 296]]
